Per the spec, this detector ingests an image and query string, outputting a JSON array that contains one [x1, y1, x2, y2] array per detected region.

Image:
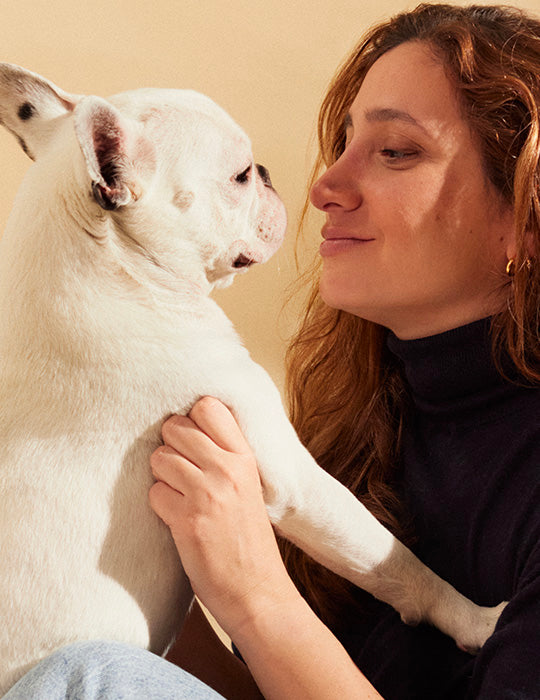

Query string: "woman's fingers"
[[153, 398, 258, 498], [150, 444, 202, 493], [161, 414, 212, 462], [188, 397, 251, 454], [148, 480, 184, 530], [160, 398, 253, 471]]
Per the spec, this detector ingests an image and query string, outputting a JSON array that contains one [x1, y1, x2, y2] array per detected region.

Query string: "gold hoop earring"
[[506, 258, 516, 276]]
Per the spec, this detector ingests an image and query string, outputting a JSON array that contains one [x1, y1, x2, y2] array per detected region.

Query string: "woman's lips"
[[320, 227, 375, 257]]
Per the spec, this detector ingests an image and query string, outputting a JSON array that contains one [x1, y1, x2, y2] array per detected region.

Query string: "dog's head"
[[0, 63, 287, 290]]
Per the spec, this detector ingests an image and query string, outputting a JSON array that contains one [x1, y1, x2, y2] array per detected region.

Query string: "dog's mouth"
[[232, 254, 256, 269]]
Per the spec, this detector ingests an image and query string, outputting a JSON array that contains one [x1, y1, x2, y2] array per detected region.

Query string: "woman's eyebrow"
[[343, 108, 429, 135], [364, 107, 429, 134]]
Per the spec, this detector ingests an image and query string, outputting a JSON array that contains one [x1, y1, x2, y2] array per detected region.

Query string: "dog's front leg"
[[214, 360, 506, 654]]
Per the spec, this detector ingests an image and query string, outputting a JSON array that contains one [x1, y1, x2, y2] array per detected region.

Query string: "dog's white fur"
[[0, 63, 505, 693]]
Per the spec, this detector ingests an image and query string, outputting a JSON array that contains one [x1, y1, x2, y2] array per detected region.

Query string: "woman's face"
[[310, 41, 516, 339]]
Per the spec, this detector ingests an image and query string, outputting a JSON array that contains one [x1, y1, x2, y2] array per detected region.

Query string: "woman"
[[6, 3, 540, 699]]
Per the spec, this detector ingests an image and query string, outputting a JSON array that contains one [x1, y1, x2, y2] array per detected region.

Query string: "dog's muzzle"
[[230, 163, 282, 270]]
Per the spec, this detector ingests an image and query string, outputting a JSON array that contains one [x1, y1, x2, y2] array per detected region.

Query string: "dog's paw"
[[455, 600, 508, 655]]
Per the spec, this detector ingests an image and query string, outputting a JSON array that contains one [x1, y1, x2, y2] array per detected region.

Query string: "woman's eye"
[[380, 148, 418, 162], [234, 165, 252, 184]]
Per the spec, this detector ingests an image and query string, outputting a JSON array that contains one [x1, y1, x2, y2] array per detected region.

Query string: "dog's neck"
[[0, 166, 229, 369], [5, 153, 212, 297]]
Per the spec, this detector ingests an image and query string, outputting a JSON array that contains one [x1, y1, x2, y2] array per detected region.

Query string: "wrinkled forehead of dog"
[[110, 88, 252, 175]]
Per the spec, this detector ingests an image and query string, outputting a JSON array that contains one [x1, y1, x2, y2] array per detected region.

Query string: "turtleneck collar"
[[386, 317, 521, 417]]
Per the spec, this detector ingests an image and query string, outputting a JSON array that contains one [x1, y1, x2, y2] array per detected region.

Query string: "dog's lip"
[[232, 253, 256, 269]]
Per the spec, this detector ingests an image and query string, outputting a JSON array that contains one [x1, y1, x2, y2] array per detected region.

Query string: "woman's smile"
[[320, 225, 375, 257]]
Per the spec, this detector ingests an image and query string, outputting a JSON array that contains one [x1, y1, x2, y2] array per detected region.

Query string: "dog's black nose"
[[256, 164, 273, 188]]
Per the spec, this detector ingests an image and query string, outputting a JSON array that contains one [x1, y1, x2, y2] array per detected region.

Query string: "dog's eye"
[[234, 165, 252, 184]]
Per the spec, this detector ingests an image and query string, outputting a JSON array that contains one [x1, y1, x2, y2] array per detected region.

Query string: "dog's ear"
[[74, 96, 144, 211], [0, 62, 78, 160]]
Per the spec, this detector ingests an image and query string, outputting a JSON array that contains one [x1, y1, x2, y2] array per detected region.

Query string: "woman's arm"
[[223, 583, 382, 700], [149, 397, 382, 699]]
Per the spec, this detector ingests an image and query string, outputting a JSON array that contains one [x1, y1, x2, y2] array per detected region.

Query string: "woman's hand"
[[149, 396, 297, 637]]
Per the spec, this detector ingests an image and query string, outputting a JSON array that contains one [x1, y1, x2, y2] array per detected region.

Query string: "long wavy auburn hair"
[[280, 3, 540, 633]]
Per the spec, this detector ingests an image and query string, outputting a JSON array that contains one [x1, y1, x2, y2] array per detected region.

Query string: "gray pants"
[[3, 641, 225, 699]]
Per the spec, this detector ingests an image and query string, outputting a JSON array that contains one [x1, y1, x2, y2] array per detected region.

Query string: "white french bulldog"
[[0, 63, 505, 693]]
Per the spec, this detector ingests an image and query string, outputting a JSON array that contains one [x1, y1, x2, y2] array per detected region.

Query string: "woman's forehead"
[[350, 41, 462, 130]]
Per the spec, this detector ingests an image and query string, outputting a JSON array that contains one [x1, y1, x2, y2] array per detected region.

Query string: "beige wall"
[[1, 0, 538, 391]]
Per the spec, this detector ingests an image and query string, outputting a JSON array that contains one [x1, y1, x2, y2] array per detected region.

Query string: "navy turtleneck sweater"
[[350, 318, 540, 699]]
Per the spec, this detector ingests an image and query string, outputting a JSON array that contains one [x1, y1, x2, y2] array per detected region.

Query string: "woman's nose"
[[310, 154, 362, 212]]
